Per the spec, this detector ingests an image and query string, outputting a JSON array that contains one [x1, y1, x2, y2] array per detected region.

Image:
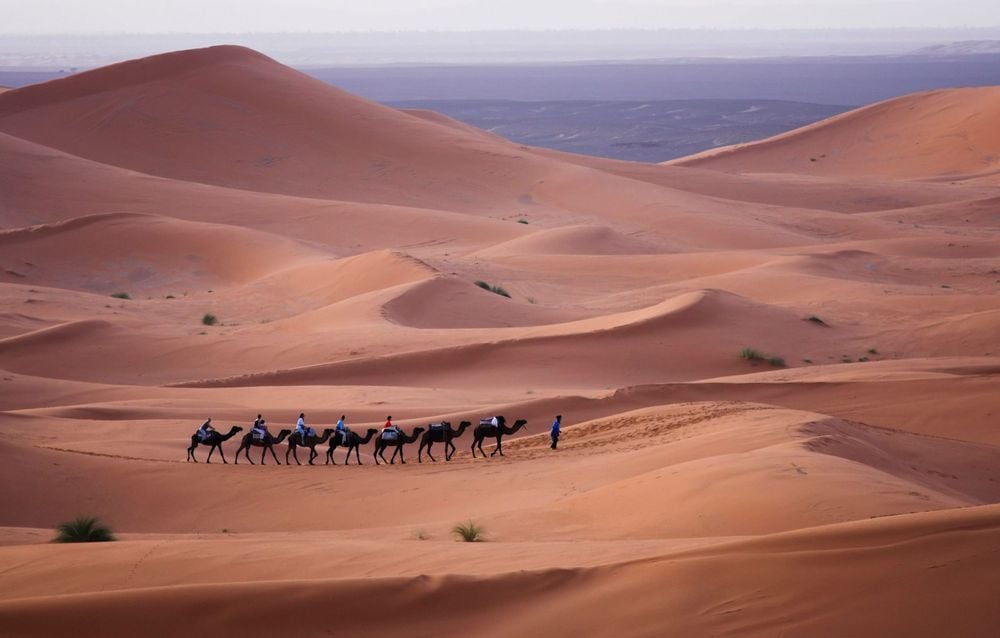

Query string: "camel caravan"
[[186, 414, 529, 465]]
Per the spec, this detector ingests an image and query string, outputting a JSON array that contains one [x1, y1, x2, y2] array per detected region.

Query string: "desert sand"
[[0, 46, 998, 637]]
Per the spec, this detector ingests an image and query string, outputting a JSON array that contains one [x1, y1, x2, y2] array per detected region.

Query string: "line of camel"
[[186, 416, 529, 466]]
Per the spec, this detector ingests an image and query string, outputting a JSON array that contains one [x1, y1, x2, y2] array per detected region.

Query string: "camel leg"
[[218, 446, 228, 464], [267, 444, 281, 465], [351, 445, 362, 465], [445, 439, 455, 461], [477, 438, 487, 458], [187, 443, 196, 462], [206, 445, 216, 464], [471, 439, 478, 458], [308, 446, 317, 465], [326, 446, 335, 465], [398, 446, 406, 464]]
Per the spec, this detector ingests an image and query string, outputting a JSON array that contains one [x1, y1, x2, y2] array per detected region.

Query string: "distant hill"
[[910, 40, 1000, 56]]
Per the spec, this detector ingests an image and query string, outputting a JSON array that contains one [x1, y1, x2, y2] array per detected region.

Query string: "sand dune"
[[671, 87, 1000, 180], [1, 46, 998, 636]]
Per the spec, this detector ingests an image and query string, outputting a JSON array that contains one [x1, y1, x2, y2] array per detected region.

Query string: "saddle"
[[381, 429, 399, 441], [251, 428, 267, 441], [197, 430, 212, 442], [429, 423, 446, 431], [479, 418, 496, 428]]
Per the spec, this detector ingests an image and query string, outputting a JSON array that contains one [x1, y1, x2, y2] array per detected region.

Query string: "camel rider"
[[336, 415, 347, 442], [296, 413, 309, 440], [383, 416, 398, 439], [198, 418, 215, 441], [491, 416, 500, 427], [252, 417, 268, 441], [550, 415, 562, 450]]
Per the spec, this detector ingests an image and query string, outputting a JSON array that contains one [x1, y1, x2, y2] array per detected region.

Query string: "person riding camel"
[[296, 413, 309, 441], [336, 415, 347, 442], [252, 416, 269, 441], [198, 418, 215, 441], [382, 416, 398, 439]]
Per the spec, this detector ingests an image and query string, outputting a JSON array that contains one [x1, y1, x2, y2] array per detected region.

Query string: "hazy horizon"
[[3, 28, 1000, 68], [2, 0, 999, 33]]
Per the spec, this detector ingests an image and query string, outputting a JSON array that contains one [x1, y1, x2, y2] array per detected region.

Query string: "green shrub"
[[474, 280, 511, 298], [740, 347, 763, 361], [202, 313, 217, 326], [767, 357, 787, 368], [110, 292, 131, 300], [452, 521, 485, 542], [54, 516, 115, 543]]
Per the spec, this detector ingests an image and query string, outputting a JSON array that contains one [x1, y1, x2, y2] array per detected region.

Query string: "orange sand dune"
[[671, 87, 1000, 180], [1, 47, 998, 636]]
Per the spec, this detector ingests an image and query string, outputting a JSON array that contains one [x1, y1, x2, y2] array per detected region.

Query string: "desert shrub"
[[859, 356, 870, 362], [867, 348, 878, 354], [805, 315, 826, 325], [803, 358, 813, 363], [202, 313, 217, 326], [474, 280, 511, 298], [740, 347, 763, 361], [110, 292, 131, 300], [54, 516, 115, 543], [768, 357, 787, 367], [517, 219, 529, 224], [452, 521, 485, 542]]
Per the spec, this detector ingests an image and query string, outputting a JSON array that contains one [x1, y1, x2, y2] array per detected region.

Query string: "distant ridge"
[[670, 86, 1000, 180]]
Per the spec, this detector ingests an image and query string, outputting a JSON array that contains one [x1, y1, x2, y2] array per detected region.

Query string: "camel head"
[[513, 419, 528, 430]]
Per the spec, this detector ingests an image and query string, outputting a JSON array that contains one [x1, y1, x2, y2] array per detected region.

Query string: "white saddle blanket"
[[252, 428, 267, 441], [479, 418, 497, 428], [429, 423, 446, 430], [381, 430, 399, 441]]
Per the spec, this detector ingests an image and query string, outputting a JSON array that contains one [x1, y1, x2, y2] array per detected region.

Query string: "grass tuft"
[[867, 348, 878, 354], [740, 347, 763, 361], [110, 292, 131, 300], [54, 516, 115, 543], [516, 219, 529, 224], [767, 357, 787, 368], [452, 521, 485, 542], [202, 313, 217, 326], [805, 315, 826, 325], [474, 280, 511, 298]]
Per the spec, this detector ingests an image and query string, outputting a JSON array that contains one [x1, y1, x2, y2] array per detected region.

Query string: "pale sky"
[[1, 0, 998, 33]]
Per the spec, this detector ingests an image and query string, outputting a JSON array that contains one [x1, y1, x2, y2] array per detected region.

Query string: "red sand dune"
[[671, 87, 1000, 181], [1, 46, 998, 636]]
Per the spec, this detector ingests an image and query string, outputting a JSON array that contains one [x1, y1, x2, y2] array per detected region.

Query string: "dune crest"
[[671, 87, 1000, 180]]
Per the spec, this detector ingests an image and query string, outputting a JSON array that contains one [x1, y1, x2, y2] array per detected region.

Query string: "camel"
[[325, 428, 378, 465], [373, 427, 425, 465], [285, 428, 335, 465], [235, 429, 291, 465], [418, 421, 472, 462], [471, 417, 528, 458], [187, 426, 243, 464]]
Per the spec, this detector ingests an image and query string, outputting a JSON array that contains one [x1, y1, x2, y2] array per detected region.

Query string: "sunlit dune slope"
[[671, 87, 1000, 181]]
